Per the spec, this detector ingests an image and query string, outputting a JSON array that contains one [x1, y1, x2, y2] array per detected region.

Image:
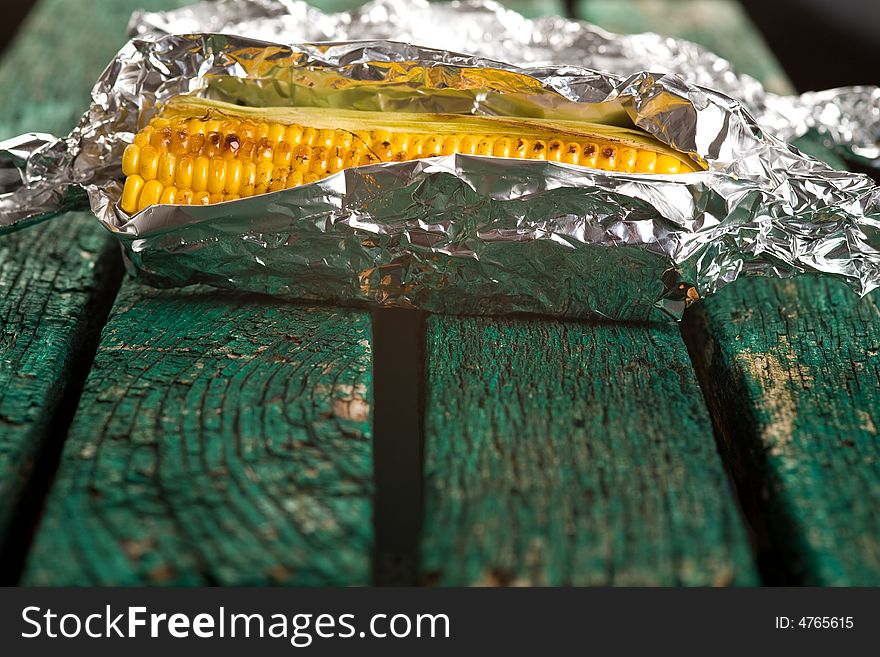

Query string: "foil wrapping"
[[1, 0, 878, 321]]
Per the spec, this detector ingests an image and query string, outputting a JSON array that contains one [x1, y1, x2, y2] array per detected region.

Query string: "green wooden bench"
[[1, 0, 877, 587]]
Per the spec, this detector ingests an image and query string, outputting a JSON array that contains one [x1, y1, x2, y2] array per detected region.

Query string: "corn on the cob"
[[119, 96, 703, 214]]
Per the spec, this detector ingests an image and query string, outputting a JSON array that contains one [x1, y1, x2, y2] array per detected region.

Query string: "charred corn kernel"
[[137, 179, 163, 211], [120, 174, 145, 214], [120, 95, 702, 213], [655, 154, 682, 174], [159, 185, 178, 205], [255, 161, 273, 193], [122, 144, 140, 176], [139, 145, 159, 180], [546, 139, 565, 162], [311, 147, 330, 174], [286, 170, 304, 188], [616, 147, 638, 173], [581, 143, 598, 167], [562, 142, 581, 165], [151, 126, 172, 150], [268, 167, 289, 191], [529, 140, 547, 160], [157, 151, 177, 186], [635, 150, 656, 173], [598, 145, 617, 170]]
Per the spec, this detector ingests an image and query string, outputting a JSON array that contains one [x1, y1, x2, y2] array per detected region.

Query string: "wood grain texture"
[[0, 217, 119, 562], [22, 286, 373, 586], [587, 1, 880, 584], [421, 316, 759, 586], [0, 0, 199, 562], [689, 280, 880, 584]]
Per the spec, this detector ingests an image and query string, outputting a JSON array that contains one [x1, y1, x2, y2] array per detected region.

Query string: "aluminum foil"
[[0, 0, 878, 322], [130, 0, 880, 171]]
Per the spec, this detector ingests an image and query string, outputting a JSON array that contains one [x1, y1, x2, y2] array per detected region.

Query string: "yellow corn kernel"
[[193, 191, 210, 205], [635, 150, 657, 173], [459, 135, 479, 155], [176, 189, 193, 205], [137, 179, 163, 212], [616, 147, 638, 173], [120, 174, 145, 214], [159, 185, 178, 205], [157, 151, 177, 186], [208, 158, 227, 194], [133, 127, 153, 148], [122, 144, 141, 176], [241, 161, 257, 190], [175, 155, 194, 190], [274, 141, 294, 168], [268, 122, 286, 143], [226, 159, 243, 195], [476, 138, 494, 156], [284, 124, 303, 146], [208, 192, 223, 204], [139, 145, 159, 180], [286, 170, 304, 188], [316, 129, 336, 149], [492, 137, 513, 158], [192, 156, 210, 192], [655, 154, 682, 174]]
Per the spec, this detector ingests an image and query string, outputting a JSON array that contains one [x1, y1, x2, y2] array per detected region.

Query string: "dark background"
[[1, 0, 877, 91]]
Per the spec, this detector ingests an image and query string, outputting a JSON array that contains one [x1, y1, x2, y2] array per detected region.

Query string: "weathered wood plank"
[[0, 216, 120, 580], [582, 0, 880, 584], [421, 317, 759, 585], [687, 279, 880, 584], [0, 0, 193, 577], [22, 286, 373, 586]]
